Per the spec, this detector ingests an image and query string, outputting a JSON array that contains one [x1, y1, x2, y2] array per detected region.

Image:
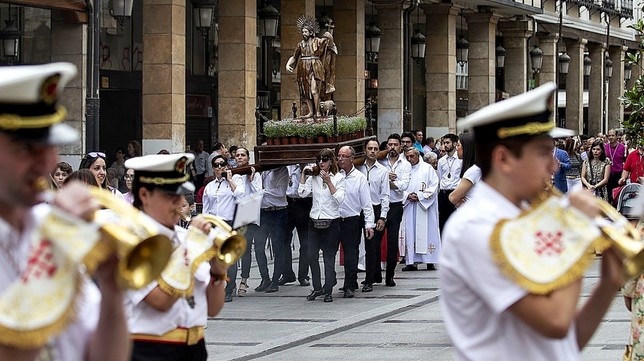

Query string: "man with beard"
[[336, 146, 374, 298], [379, 134, 411, 286], [401, 148, 440, 271], [357, 140, 390, 292], [437, 133, 462, 232], [286, 16, 335, 118]]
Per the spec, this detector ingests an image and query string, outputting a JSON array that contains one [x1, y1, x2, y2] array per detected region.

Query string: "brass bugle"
[[35, 178, 174, 290], [194, 214, 247, 266], [86, 187, 174, 289]]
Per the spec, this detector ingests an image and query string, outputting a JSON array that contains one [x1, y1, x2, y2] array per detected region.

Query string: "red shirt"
[[623, 148, 644, 183]]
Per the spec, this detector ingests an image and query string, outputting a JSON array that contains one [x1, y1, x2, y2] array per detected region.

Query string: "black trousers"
[[339, 215, 362, 291], [385, 202, 403, 280], [607, 171, 621, 204], [131, 339, 207, 361], [283, 197, 312, 282], [438, 189, 456, 233], [364, 204, 384, 284], [308, 218, 340, 294]]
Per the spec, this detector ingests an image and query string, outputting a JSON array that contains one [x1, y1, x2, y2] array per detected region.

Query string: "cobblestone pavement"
[[206, 255, 630, 360]]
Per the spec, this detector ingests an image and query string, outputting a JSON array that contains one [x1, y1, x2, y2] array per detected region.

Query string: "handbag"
[[311, 218, 332, 229]]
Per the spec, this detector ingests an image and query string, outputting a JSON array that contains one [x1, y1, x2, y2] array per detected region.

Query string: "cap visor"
[[47, 123, 79, 145], [548, 127, 575, 139]]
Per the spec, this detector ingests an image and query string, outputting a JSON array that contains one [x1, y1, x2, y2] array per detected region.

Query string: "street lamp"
[[456, 37, 469, 66], [604, 57, 613, 79], [583, 55, 592, 77], [411, 29, 426, 62], [258, 2, 279, 38], [0, 19, 20, 63], [496, 45, 506, 69], [529, 45, 543, 73], [558, 52, 571, 75], [624, 62, 632, 83], [193, 0, 216, 37], [110, 0, 134, 28], [365, 22, 382, 63]]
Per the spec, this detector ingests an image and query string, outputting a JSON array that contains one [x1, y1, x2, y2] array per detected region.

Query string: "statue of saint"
[[286, 16, 336, 118]]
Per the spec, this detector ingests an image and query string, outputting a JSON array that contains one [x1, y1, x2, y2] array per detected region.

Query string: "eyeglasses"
[[317, 156, 332, 163], [87, 152, 106, 158], [213, 162, 227, 168], [337, 154, 353, 159]]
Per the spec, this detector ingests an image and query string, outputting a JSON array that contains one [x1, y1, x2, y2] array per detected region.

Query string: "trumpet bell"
[[89, 187, 173, 290], [198, 214, 247, 266], [119, 234, 174, 289]]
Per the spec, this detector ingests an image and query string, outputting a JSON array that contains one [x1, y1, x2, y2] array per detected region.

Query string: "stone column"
[[280, 0, 315, 117], [607, 46, 626, 130], [334, 0, 365, 116], [51, 10, 86, 161], [465, 11, 498, 113], [422, 3, 457, 131], [588, 42, 604, 136], [218, 0, 257, 148], [498, 20, 533, 96], [564, 39, 586, 133], [537, 34, 558, 87], [376, 2, 404, 140], [142, 0, 185, 154]]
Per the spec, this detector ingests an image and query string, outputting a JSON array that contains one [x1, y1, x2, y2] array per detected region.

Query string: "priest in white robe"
[[401, 147, 441, 270]]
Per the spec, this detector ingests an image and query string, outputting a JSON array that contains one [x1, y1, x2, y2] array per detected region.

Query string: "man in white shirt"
[[337, 146, 375, 298], [283, 164, 313, 286], [440, 83, 623, 360], [379, 134, 411, 287], [357, 139, 390, 292], [0, 63, 129, 361], [437, 133, 462, 232]]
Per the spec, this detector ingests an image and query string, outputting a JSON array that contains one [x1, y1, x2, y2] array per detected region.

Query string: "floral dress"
[[583, 159, 610, 201]]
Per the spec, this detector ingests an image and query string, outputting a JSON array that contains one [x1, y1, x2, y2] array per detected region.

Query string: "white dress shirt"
[[125, 221, 212, 335], [437, 152, 463, 190], [194, 150, 209, 175], [357, 160, 390, 219], [379, 153, 411, 203], [202, 176, 245, 221], [298, 172, 346, 219], [340, 167, 375, 229], [261, 167, 289, 208]]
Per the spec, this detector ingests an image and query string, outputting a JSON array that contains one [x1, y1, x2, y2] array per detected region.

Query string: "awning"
[[1, 0, 88, 23]]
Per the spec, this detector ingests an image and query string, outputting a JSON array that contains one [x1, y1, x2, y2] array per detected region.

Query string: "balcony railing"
[[566, 0, 632, 18]]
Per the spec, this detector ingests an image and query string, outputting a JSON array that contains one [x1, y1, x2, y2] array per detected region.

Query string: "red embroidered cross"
[[428, 244, 437, 254], [534, 231, 565, 256], [22, 239, 57, 283], [183, 247, 190, 267]]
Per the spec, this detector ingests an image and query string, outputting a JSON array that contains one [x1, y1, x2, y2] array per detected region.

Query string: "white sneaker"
[[238, 282, 248, 297]]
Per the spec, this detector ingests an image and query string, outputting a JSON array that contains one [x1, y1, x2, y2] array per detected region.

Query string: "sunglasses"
[[213, 162, 227, 168], [317, 156, 332, 163], [87, 152, 106, 158]]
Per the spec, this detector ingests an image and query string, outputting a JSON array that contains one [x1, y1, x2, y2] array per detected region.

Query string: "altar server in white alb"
[[400, 147, 440, 271]]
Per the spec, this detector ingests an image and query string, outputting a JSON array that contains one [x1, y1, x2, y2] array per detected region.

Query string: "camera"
[[304, 168, 313, 176]]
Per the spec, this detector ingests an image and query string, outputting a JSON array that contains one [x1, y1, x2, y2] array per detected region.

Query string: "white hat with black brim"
[[125, 153, 196, 195]]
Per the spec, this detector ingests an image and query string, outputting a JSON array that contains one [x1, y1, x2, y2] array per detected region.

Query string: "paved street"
[[206, 254, 630, 360]]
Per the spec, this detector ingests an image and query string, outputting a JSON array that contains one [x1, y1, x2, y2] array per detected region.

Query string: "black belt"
[[340, 215, 360, 222], [262, 206, 288, 211], [439, 189, 454, 194], [287, 197, 312, 204], [390, 201, 403, 206]]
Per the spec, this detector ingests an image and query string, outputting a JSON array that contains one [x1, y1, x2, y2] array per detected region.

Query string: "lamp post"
[[624, 62, 632, 85], [193, 0, 216, 75], [456, 37, 469, 67], [0, 5, 20, 65], [529, 44, 543, 89], [258, 3, 279, 38], [495, 45, 506, 69], [411, 29, 426, 65], [110, 0, 134, 28], [555, 51, 571, 127], [603, 56, 613, 133], [583, 55, 592, 77], [366, 22, 382, 63]]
